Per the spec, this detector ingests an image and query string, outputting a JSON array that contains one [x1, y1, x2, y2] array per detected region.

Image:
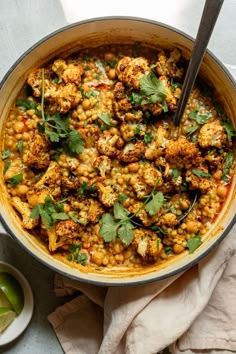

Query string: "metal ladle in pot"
[[173, 0, 224, 126]]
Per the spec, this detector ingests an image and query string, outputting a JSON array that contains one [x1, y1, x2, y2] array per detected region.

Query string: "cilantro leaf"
[[222, 151, 234, 183], [187, 234, 203, 254], [16, 99, 40, 114], [118, 194, 127, 203], [99, 213, 119, 242], [78, 182, 96, 197], [118, 221, 134, 245], [164, 246, 172, 255], [171, 168, 179, 181], [192, 169, 211, 178], [186, 125, 198, 136], [139, 72, 167, 103], [223, 121, 235, 141], [189, 110, 212, 124], [145, 191, 165, 216], [75, 253, 88, 266], [143, 131, 153, 144], [113, 202, 129, 220], [97, 113, 111, 125], [1, 150, 12, 160], [45, 129, 60, 142], [3, 161, 11, 175], [7, 173, 23, 187], [67, 130, 84, 154], [51, 212, 69, 221], [16, 140, 23, 154]]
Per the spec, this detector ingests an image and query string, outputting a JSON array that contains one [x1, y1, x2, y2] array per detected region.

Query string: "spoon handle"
[[173, 0, 224, 126]]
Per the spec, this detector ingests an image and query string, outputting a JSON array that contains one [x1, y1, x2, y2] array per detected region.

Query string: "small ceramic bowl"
[[0, 261, 34, 346]]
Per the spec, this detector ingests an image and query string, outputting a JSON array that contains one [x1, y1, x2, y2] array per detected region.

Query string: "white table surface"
[[0, 1, 235, 353]]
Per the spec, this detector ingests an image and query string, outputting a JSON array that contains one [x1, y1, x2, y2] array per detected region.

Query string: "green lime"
[[0, 308, 16, 333], [0, 289, 13, 309], [0, 272, 24, 315]]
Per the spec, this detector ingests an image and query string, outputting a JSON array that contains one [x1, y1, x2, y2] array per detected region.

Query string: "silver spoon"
[[173, 0, 224, 126]]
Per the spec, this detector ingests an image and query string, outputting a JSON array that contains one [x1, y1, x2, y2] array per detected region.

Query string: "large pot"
[[0, 17, 235, 286]]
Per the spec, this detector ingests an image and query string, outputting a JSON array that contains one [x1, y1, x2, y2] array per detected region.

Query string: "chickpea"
[[82, 99, 91, 110], [116, 137, 125, 149], [14, 121, 24, 133], [128, 163, 139, 173], [102, 257, 109, 266], [22, 132, 30, 141], [186, 221, 199, 233], [104, 52, 115, 61], [217, 185, 228, 199], [173, 244, 185, 254], [92, 252, 105, 266], [108, 68, 116, 80], [180, 199, 190, 210], [213, 170, 222, 180], [15, 184, 29, 195]]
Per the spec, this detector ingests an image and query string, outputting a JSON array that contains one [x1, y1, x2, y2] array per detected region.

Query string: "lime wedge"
[[0, 308, 16, 333], [0, 289, 13, 309], [0, 273, 24, 315]]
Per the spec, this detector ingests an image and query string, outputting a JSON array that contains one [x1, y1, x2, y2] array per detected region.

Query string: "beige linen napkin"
[[48, 225, 236, 354]]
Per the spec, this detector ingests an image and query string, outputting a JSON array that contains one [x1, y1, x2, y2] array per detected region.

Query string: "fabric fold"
[[48, 225, 236, 354]]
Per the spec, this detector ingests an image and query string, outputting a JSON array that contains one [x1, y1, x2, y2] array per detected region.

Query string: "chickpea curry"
[[1, 44, 235, 271]]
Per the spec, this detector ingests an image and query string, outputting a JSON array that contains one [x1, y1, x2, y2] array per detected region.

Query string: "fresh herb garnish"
[[118, 194, 128, 203], [189, 109, 212, 124], [223, 121, 235, 141], [51, 76, 63, 84], [192, 169, 211, 178], [16, 140, 23, 154], [3, 161, 11, 175], [99, 203, 134, 245], [186, 125, 198, 136], [139, 72, 167, 104], [67, 244, 88, 266], [187, 234, 203, 254], [1, 150, 12, 160], [170, 78, 182, 90], [145, 191, 165, 216], [222, 152, 234, 183], [97, 113, 111, 126], [164, 246, 172, 255], [30, 195, 69, 229], [39, 69, 84, 155], [78, 182, 96, 197], [171, 168, 179, 181], [143, 131, 153, 144], [7, 173, 23, 187], [16, 99, 40, 114]]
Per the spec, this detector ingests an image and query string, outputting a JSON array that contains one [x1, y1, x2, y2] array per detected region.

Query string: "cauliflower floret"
[[116, 57, 150, 89], [132, 228, 163, 263], [165, 137, 202, 167], [22, 133, 50, 170], [52, 59, 84, 85], [56, 219, 79, 238], [198, 121, 227, 148], [96, 183, 118, 207], [142, 167, 163, 187], [45, 82, 82, 114], [159, 76, 177, 111], [93, 156, 111, 178], [27, 186, 50, 207], [113, 81, 126, 100], [124, 110, 143, 122], [144, 126, 168, 160], [186, 168, 212, 193], [158, 212, 179, 228], [78, 126, 100, 148], [11, 196, 39, 229], [128, 202, 155, 227], [130, 176, 152, 199], [155, 49, 184, 79], [35, 161, 61, 197], [96, 132, 119, 157], [27, 68, 51, 97], [119, 141, 145, 163], [120, 122, 146, 141], [61, 174, 80, 190], [69, 197, 104, 225]]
